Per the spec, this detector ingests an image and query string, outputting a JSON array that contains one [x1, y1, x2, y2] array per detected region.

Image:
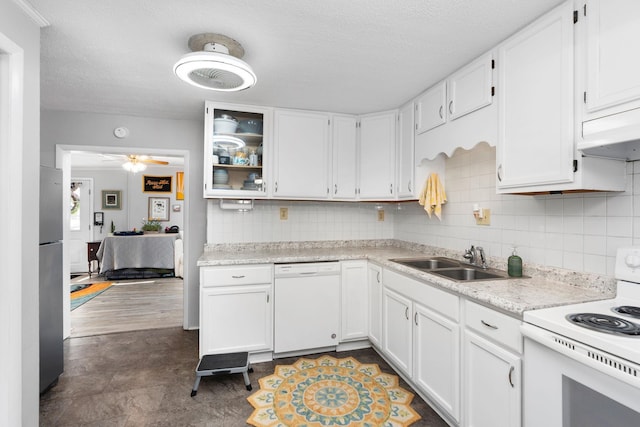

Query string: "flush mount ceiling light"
[[173, 33, 257, 91]]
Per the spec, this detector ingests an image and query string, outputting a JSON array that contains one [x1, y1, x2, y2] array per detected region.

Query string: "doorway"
[[57, 145, 190, 339], [69, 178, 94, 273]]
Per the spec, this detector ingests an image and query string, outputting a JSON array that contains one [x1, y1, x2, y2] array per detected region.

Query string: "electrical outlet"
[[475, 209, 491, 226], [377, 209, 385, 221], [280, 207, 288, 220]]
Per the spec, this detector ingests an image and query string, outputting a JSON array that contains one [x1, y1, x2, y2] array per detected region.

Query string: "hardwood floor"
[[70, 275, 183, 337]]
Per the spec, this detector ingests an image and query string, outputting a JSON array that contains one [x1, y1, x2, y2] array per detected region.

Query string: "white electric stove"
[[522, 247, 640, 426]]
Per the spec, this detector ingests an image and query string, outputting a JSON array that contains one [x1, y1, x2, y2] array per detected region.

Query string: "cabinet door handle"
[[414, 312, 418, 325], [449, 100, 453, 114], [497, 165, 503, 182], [376, 271, 381, 283], [481, 319, 498, 330], [405, 307, 409, 320], [407, 181, 412, 192], [275, 181, 278, 192], [267, 293, 270, 303], [232, 275, 246, 279], [438, 105, 443, 119], [390, 183, 393, 194], [334, 184, 338, 194], [327, 187, 330, 195], [508, 366, 515, 388]]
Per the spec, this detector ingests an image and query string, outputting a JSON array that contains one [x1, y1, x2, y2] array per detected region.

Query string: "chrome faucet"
[[463, 245, 478, 265], [463, 245, 488, 269]]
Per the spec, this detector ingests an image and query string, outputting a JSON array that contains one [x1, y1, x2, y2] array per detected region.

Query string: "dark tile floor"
[[40, 327, 449, 426]]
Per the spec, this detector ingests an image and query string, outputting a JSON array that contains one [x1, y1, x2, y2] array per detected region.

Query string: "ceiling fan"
[[120, 155, 169, 172]]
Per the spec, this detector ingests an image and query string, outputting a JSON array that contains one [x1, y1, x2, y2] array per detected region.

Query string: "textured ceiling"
[[31, 0, 565, 121]]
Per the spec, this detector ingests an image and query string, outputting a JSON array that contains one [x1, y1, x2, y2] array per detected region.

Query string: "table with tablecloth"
[[96, 234, 179, 278]]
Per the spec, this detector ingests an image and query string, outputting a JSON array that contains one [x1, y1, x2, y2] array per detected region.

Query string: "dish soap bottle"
[[508, 247, 522, 277]]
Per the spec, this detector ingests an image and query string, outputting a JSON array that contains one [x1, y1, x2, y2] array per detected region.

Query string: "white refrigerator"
[[39, 166, 63, 393]]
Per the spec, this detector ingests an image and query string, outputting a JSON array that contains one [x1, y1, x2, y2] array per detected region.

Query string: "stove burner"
[[612, 306, 640, 319], [566, 313, 640, 336]]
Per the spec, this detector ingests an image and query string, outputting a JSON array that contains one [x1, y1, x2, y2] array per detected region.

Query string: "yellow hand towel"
[[418, 173, 447, 219]]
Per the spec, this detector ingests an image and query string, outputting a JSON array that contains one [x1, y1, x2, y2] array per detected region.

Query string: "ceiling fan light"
[[173, 51, 257, 91], [122, 161, 146, 173]]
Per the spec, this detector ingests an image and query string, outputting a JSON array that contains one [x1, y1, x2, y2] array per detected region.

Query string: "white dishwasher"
[[274, 262, 341, 354]]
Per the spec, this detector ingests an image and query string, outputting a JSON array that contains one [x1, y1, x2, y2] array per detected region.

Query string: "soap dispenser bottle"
[[508, 247, 522, 277]]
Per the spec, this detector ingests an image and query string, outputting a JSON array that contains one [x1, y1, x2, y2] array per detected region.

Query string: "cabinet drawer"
[[465, 300, 522, 353], [201, 264, 273, 287]]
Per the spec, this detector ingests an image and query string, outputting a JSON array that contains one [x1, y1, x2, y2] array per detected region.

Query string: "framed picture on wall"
[[143, 175, 172, 193], [148, 197, 170, 221], [176, 171, 184, 200], [102, 190, 122, 210]]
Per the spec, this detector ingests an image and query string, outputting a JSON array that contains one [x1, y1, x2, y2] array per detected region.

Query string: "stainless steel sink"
[[390, 257, 460, 270], [390, 257, 512, 282], [428, 267, 508, 282]]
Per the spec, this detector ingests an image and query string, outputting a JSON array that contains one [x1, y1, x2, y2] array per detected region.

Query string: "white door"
[[358, 111, 396, 199], [496, 1, 574, 189], [69, 178, 93, 273], [331, 114, 358, 199], [367, 263, 383, 348], [200, 284, 273, 357], [414, 302, 460, 423], [273, 109, 330, 199], [463, 330, 521, 427], [415, 81, 447, 134], [585, 0, 640, 114], [382, 287, 412, 376]]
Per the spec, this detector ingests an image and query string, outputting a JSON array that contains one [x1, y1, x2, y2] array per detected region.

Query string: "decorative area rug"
[[247, 355, 421, 427], [70, 282, 113, 311]]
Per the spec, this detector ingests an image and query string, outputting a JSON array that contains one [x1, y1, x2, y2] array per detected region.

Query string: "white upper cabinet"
[[578, 0, 640, 156], [272, 109, 331, 199], [448, 52, 494, 121], [584, 0, 640, 114], [331, 114, 358, 200], [414, 52, 497, 162], [496, 0, 626, 193], [203, 102, 272, 199], [397, 102, 416, 199], [358, 110, 397, 200], [415, 81, 447, 135], [496, 0, 575, 190]]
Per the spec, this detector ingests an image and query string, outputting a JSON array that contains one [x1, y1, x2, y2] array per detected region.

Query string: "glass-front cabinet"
[[204, 101, 272, 198]]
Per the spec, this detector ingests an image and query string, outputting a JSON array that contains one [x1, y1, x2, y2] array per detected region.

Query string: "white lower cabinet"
[[199, 265, 273, 358], [367, 263, 383, 348], [382, 268, 460, 424], [382, 287, 413, 376], [414, 303, 460, 423], [340, 260, 369, 341], [463, 301, 522, 427]]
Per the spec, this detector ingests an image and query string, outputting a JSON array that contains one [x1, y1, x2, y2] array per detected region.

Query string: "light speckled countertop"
[[198, 240, 616, 318]]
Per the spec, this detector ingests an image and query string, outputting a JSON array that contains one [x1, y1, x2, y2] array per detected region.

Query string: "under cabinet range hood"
[[579, 108, 640, 161]]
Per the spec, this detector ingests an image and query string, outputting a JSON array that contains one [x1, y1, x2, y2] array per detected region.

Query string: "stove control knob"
[[625, 254, 640, 268]]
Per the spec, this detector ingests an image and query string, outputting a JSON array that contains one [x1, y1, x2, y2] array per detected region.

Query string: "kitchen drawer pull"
[[481, 319, 498, 330], [508, 366, 515, 388], [300, 271, 317, 275], [405, 307, 409, 320], [231, 275, 246, 279]]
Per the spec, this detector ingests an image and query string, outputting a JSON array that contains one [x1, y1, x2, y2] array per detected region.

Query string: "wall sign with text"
[[143, 175, 172, 193]]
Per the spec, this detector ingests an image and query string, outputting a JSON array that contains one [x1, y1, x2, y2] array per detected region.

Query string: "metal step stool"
[[191, 352, 253, 397]]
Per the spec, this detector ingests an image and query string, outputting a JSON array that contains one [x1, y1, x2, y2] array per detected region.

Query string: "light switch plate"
[[377, 209, 385, 221], [476, 209, 491, 225], [280, 207, 288, 220]]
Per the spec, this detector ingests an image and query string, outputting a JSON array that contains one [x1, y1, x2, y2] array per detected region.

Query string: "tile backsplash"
[[207, 142, 636, 277]]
